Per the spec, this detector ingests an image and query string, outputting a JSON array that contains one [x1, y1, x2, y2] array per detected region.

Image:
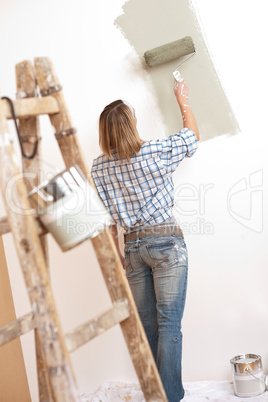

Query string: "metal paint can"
[[29, 165, 113, 251], [230, 354, 266, 397]]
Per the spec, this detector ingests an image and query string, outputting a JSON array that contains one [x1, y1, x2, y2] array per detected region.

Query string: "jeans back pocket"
[[146, 241, 180, 269]]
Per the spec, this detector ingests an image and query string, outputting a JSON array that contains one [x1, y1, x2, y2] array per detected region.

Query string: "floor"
[[81, 380, 268, 401]]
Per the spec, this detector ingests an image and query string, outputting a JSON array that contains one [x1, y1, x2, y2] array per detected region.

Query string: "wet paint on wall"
[[115, 0, 239, 141]]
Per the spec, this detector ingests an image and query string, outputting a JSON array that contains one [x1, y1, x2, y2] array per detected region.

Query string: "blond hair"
[[99, 100, 144, 160]]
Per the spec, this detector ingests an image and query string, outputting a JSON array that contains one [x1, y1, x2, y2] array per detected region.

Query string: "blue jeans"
[[125, 234, 188, 402]]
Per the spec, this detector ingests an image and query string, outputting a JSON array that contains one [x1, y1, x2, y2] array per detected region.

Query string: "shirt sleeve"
[[159, 128, 198, 174]]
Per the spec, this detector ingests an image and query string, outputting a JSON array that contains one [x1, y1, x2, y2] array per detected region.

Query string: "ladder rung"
[[0, 301, 130, 351], [2, 96, 60, 119], [0, 216, 47, 236], [65, 300, 130, 353], [0, 312, 36, 347]]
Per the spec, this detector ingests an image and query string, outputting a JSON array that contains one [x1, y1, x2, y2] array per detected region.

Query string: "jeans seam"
[[125, 241, 151, 273], [137, 242, 151, 268]]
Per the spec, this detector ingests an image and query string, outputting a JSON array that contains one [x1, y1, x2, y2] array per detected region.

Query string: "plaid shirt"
[[91, 128, 198, 230]]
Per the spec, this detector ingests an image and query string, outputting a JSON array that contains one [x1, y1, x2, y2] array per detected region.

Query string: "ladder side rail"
[[0, 99, 80, 402], [16, 59, 55, 402]]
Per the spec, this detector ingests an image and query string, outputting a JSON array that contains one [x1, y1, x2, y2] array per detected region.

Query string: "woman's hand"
[[119, 253, 126, 270], [174, 78, 189, 106], [173, 78, 200, 141]]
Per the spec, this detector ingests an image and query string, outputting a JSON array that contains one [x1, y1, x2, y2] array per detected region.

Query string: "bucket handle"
[[1, 96, 39, 159], [245, 368, 268, 389]]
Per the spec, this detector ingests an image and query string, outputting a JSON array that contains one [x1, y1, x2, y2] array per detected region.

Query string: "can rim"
[[28, 164, 81, 197], [230, 354, 261, 365]]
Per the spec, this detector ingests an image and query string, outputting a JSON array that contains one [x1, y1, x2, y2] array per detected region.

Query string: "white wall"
[[0, 0, 267, 400]]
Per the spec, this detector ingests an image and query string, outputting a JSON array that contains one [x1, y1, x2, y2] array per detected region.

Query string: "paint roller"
[[144, 36, 196, 81]]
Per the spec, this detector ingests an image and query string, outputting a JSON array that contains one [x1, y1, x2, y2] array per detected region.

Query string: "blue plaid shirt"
[[91, 128, 198, 230]]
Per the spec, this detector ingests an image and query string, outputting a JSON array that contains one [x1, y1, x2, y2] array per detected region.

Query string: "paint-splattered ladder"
[[0, 58, 167, 402]]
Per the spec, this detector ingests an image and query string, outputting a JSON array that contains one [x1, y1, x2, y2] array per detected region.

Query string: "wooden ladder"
[[0, 58, 167, 402]]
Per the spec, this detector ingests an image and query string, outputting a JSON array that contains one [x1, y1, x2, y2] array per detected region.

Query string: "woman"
[[91, 79, 199, 401]]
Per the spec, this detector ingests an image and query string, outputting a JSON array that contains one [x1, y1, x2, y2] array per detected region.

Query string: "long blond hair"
[[99, 100, 143, 160]]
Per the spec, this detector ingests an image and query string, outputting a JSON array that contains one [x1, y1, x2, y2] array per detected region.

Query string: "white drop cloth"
[[81, 380, 268, 401]]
